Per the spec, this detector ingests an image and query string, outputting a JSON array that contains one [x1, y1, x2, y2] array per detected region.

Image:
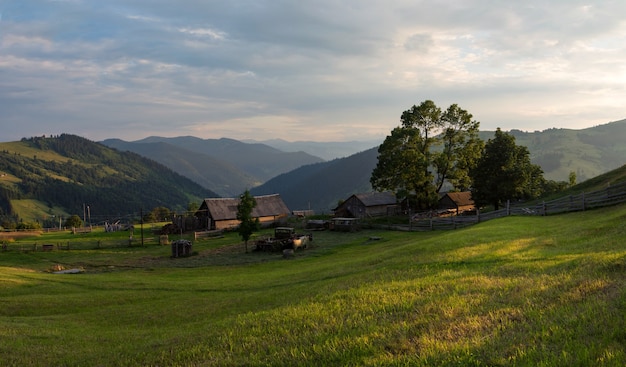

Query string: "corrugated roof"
[[354, 192, 397, 207], [200, 194, 290, 221]]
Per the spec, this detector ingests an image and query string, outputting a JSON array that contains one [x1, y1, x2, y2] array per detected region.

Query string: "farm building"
[[334, 192, 397, 218], [195, 194, 290, 230], [329, 217, 360, 232], [438, 191, 475, 215]]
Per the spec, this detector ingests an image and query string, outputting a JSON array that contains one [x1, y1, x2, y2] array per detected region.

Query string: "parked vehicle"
[[255, 227, 311, 252]]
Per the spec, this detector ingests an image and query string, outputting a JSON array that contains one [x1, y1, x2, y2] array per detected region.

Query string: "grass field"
[[1, 205, 626, 366]]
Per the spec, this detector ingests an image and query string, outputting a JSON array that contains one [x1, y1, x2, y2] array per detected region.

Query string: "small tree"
[[236, 190, 260, 253], [151, 206, 171, 222], [187, 201, 199, 214], [569, 171, 577, 187], [65, 214, 83, 229]]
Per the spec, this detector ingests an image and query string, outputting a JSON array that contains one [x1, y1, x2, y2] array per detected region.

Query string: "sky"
[[1, 0, 625, 143]]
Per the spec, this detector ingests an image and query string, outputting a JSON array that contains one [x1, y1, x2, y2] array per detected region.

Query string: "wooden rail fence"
[[393, 180, 626, 231]]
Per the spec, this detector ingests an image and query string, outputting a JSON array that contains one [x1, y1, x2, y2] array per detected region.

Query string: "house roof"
[[440, 191, 474, 206], [198, 194, 290, 221], [353, 192, 397, 207]]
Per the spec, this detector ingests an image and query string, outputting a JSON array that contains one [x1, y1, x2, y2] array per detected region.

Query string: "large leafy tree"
[[370, 127, 436, 209], [435, 104, 483, 192], [371, 100, 482, 209], [470, 128, 544, 210], [236, 189, 260, 253]]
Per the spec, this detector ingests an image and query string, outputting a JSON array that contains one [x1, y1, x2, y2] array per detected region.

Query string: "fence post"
[[506, 200, 510, 216], [476, 208, 480, 223]]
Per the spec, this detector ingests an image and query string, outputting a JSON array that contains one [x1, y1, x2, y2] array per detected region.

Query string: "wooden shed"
[[438, 191, 475, 215], [329, 217, 360, 232], [171, 239, 193, 258], [334, 192, 397, 218], [195, 194, 290, 230]]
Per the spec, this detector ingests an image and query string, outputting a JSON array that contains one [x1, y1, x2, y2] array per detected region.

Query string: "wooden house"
[[334, 192, 397, 218], [195, 194, 290, 230], [438, 191, 475, 215]]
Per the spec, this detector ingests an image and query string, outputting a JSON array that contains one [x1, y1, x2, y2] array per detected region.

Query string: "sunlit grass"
[[1, 205, 626, 365]]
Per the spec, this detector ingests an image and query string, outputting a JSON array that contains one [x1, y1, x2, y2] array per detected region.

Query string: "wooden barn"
[[438, 191, 475, 215], [195, 194, 290, 230], [334, 192, 397, 218]]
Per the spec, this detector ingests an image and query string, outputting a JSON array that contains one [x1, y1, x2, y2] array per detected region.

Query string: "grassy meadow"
[[1, 206, 626, 366]]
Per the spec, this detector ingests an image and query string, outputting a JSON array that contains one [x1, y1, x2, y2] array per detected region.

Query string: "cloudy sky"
[[1, 1, 625, 143]]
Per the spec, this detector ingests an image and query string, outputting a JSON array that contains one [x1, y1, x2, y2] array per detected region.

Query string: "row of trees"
[[371, 100, 560, 211]]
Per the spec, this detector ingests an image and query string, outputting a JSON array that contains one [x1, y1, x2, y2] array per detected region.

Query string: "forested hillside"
[[0, 135, 217, 227], [102, 139, 259, 197], [102, 136, 325, 197], [482, 118, 626, 182], [251, 119, 626, 213], [251, 148, 378, 212]]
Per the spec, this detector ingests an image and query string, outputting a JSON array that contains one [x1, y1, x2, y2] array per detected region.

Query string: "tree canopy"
[[470, 128, 544, 209], [371, 100, 482, 209], [65, 214, 83, 228]]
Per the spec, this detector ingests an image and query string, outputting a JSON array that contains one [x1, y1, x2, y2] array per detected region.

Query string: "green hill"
[[0, 134, 218, 226], [102, 136, 325, 197], [102, 138, 260, 197], [251, 147, 378, 212], [482, 118, 626, 182]]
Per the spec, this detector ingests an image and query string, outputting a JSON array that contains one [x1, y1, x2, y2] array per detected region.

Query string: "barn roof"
[[198, 194, 290, 221], [440, 191, 474, 206], [353, 192, 397, 207]]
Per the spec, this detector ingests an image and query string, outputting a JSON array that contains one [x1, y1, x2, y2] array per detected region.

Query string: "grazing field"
[[1, 205, 626, 366]]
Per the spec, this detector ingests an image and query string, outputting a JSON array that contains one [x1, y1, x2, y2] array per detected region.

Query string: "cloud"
[[0, 0, 625, 142]]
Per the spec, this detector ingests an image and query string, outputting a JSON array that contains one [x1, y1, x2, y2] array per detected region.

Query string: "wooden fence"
[[395, 180, 626, 231]]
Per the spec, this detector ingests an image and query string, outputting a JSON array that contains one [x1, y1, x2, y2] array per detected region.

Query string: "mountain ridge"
[[102, 136, 325, 197], [2, 118, 624, 222], [0, 135, 218, 226]]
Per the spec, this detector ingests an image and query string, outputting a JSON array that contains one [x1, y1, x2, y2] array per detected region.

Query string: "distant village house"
[[195, 194, 290, 230], [438, 191, 475, 215], [334, 192, 397, 218]]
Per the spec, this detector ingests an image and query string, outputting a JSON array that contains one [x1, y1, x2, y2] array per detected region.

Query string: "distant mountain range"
[[2, 119, 622, 223], [102, 119, 626, 213], [243, 138, 383, 160], [102, 136, 325, 197]]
